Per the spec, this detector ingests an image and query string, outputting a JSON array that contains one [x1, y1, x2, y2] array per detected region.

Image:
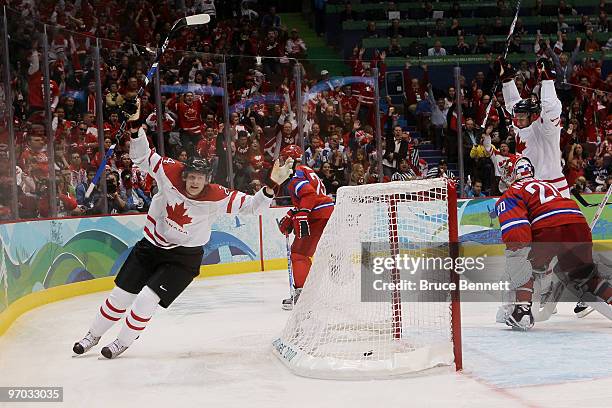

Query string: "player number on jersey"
[[525, 181, 561, 204], [309, 172, 326, 196]]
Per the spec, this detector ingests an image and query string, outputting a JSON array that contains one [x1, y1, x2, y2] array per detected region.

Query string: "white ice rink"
[[1, 270, 612, 408]]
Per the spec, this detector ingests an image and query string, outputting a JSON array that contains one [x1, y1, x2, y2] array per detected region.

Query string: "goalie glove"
[[292, 209, 310, 239], [278, 213, 293, 236], [493, 57, 516, 83], [536, 57, 556, 81]]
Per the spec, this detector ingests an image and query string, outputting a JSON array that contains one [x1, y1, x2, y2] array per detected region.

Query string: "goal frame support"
[[273, 179, 464, 378], [448, 181, 463, 371]]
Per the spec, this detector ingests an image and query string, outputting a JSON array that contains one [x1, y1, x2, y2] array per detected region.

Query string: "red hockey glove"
[[292, 209, 311, 239], [536, 57, 556, 81], [278, 214, 293, 235], [493, 57, 515, 83]]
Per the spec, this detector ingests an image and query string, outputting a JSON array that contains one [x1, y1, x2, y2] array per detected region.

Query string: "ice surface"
[[1, 267, 611, 408]]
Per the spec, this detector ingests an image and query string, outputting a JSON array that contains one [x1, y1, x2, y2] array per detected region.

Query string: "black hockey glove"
[[536, 57, 556, 81], [493, 57, 516, 83]]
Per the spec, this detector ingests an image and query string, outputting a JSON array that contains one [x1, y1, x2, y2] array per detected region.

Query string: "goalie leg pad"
[[497, 247, 533, 323], [504, 247, 534, 289]]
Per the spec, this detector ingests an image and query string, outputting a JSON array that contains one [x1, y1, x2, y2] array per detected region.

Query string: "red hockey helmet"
[[279, 144, 303, 162]]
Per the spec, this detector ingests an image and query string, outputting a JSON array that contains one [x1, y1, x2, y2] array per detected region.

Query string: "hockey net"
[[272, 179, 462, 379]]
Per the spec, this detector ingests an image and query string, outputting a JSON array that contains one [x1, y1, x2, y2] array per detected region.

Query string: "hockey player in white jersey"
[[494, 57, 593, 317], [73, 100, 294, 359], [495, 57, 570, 198]]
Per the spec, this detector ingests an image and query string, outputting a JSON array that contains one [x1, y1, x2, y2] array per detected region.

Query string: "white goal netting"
[[272, 179, 461, 379]]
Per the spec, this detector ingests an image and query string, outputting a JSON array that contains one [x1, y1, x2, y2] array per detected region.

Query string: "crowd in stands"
[[0, 0, 610, 220]]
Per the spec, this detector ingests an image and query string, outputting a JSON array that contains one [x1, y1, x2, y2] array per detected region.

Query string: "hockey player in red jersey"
[[73, 99, 294, 359], [496, 155, 612, 330], [277, 145, 334, 310]]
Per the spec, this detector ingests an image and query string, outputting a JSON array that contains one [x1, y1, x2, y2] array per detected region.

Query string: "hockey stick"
[[481, 0, 522, 128], [85, 14, 211, 198], [572, 186, 612, 209], [589, 183, 612, 230], [572, 189, 599, 208], [284, 232, 296, 310]]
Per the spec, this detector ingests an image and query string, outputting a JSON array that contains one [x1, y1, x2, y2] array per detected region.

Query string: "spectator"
[[586, 155, 611, 191], [547, 37, 582, 106], [573, 176, 593, 194], [261, 6, 281, 31], [448, 2, 463, 18], [105, 82, 125, 113], [318, 162, 341, 195], [382, 121, 409, 178], [120, 169, 150, 213], [387, 19, 405, 38], [427, 84, 448, 155], [286, 29, 307, 60], [403, 62, 429, 117], [391, 158, 417, 181], [584, 29, 601, 52], [467, 179, 487, 198], [428, 40, 447, 57], [427, 159, 455, 179], [20, 127, 49, 177], [559, 0, 577, 16], [365, 21, 378, 39], [453, 36, 471, 55], [105, 171, 127, 214], [473, 35, 492, 54], [431, 19, 447, 37], [448, 19, 462, 37], [496, 0, 514, 18], [565, 143, 588, 187], [339, 3, 359, 23], [387, 38, 404, 57], [348, 162, 366, 186]]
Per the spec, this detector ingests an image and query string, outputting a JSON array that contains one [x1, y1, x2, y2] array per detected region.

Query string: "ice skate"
[[73, 331, 101, 355], [101, 339, 129, 359], [574, 301, 594, 318], [282, 288, 302, 311], [505, 303, 534, 331]]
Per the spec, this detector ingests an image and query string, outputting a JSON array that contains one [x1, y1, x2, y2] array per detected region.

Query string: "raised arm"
[[536, 58, 562, 128]]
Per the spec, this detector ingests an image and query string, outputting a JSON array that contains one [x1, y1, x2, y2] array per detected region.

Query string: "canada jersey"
[[287, 165, 334, 219], [502, 80, 569, 197], [495, 177, 586, 245], [129, 128, 273, 248]]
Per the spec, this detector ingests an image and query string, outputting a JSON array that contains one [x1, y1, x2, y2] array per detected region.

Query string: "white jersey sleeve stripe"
[[531, 209, 584, 225]]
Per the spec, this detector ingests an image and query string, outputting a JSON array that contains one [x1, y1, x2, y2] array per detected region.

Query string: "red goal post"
[[273, 178, 462, 379]]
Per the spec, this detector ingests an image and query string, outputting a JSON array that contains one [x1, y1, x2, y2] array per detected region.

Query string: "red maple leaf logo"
[[166, 202, 192, 228]]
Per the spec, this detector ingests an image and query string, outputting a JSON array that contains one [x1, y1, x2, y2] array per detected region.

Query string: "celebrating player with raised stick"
[[496, 156, 612, 330], [493, 56, 597, 316], [73, 100, 294, 359], [495, 57, 569, 198], [277, 145, 334, 310]]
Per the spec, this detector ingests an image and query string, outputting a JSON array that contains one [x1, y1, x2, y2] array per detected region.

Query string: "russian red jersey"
[[287, 165, 334, 219], [495, 177, 586, 246]]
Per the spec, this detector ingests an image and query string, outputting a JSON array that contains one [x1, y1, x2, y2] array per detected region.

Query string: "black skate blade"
[[101, 347, 113, 359], [73, 343, 85, 355]]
